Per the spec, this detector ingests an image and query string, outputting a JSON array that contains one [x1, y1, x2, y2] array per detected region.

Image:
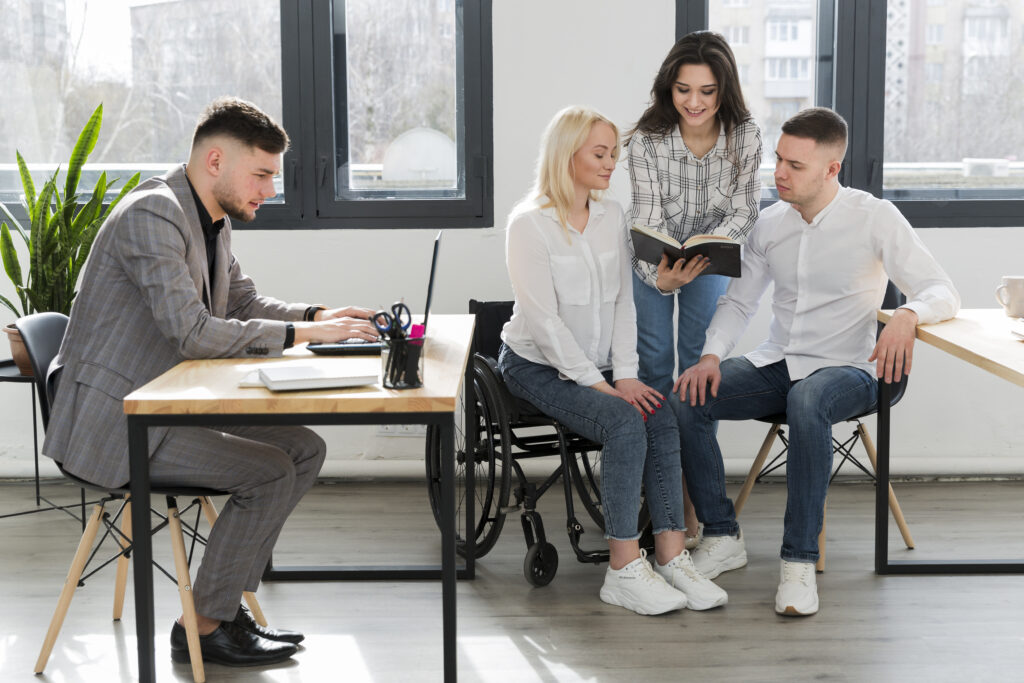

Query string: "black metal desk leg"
[[875, 381, 892, 574], [440, 417, 458, 681], [127, 416, 156, 683], [440, 417, 457, 682]]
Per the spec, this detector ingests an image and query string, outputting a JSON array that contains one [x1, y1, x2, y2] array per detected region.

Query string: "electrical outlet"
[[377, 424, 428, 437]]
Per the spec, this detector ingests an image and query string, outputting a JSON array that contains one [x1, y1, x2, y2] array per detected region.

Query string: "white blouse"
[[501, 198, 639, 387]]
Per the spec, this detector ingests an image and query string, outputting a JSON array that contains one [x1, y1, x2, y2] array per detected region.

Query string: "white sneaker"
[[775, 559, 819, 616], [691, 531, 747, 579], [600, 550, 688, 615], [684, 523, 704, 550], [654, 549, 728, 610]]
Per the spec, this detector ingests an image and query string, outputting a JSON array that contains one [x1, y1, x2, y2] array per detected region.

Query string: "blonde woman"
[[497, 105, 726, 615]]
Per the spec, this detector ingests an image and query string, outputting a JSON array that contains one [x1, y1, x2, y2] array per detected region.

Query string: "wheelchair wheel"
[[524, 542, 559, 586], [568, 449, 653, 536], [567, 449, 605, 528], [425, 358, 511, 559]]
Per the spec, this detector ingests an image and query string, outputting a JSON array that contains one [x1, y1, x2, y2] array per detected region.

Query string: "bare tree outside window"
[[335, 0, 462, 197], [0, 0, 282, 200], [884, 0, 1023, 196]]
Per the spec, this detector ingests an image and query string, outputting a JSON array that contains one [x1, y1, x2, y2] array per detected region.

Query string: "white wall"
[[2, 0, 1022, 479]]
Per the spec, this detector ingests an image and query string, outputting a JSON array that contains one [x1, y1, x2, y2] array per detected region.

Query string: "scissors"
[[373, 301, 412, 340]]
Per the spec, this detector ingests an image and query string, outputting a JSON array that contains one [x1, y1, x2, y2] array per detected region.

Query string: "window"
[[0, 0, 284, 204], [768, 20, 799, 42], [884, 0, 1023, 217], [709, 0, 821, 199], [766, 57, 810, 80], [295, 0, 492, 228], [703, 0, 1024, 227], [0, 0, 494, 229], [723, 25, 750, 45]]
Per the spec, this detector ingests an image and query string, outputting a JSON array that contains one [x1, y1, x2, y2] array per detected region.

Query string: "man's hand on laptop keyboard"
[[294, 306, 380, 345]]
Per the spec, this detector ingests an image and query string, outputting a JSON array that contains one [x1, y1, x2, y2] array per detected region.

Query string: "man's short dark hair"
[[192, 96, 289, 154], [781, 107, 848, 149]]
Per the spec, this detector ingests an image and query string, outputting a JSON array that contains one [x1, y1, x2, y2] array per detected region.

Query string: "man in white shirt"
[[672, 107, 960, 617]]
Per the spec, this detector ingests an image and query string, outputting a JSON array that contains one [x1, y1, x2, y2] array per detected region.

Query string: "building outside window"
[[0, 0, 493, 229]]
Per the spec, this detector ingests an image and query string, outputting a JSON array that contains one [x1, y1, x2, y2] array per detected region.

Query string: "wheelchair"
[[424, 300, 651, 586]]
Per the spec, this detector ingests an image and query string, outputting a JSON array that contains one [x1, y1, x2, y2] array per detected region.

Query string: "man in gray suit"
[[44, 97, 378, 666]]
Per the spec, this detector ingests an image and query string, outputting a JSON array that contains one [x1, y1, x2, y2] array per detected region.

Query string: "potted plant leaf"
[[1, 104, 140, 374]]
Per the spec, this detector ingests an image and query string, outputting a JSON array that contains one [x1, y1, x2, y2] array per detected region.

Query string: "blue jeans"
[[671, 357, 878, 562], [632, 271, 729, 397], [498, 345, 685, 541]]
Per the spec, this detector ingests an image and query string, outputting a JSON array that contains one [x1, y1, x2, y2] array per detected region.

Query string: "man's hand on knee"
[[674, 355, 722, 406]]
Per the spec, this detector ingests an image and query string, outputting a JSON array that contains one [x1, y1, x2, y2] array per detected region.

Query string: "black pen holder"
[[381, 336, 424, 389]]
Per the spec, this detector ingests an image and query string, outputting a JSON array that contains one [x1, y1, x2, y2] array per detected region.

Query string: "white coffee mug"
[[995, 275, 1024, 317]]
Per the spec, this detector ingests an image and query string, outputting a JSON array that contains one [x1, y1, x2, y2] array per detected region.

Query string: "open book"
[[629, 224, 742, 278]]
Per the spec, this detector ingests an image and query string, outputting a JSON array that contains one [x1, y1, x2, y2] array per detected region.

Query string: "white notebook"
[[256, 365, 378, 391]]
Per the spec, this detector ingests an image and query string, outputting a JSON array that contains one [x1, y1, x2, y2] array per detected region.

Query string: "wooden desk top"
[[124, 314, 475, 416], [878, 308, 1024, 388]]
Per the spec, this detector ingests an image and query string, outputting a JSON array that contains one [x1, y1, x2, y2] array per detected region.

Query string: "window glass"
[[883, 0, 1024, 199], [0, 0, 283, 202], [709, 0, 820, 197], [333, 0, 463, 200]]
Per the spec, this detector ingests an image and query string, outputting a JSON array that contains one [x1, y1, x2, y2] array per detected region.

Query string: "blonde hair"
[[519, 105, 620, 242]]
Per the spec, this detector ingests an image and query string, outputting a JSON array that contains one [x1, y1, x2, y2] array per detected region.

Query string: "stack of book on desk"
[[240, 364, 378, 391], [1011, 318, 1024, 341]]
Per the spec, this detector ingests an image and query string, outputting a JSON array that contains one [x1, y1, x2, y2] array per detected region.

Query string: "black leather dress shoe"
[[233, 604, 306, 644], [170, 620, 297, 667]]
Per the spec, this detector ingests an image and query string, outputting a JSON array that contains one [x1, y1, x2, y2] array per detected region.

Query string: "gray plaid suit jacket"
[[43, 164, 310, 487]]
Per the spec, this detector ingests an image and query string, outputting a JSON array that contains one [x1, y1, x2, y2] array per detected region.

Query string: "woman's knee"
[[602, 404, 647, 443]]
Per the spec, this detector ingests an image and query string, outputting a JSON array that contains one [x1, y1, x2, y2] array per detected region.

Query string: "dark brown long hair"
[[628, 31, 750, 142]]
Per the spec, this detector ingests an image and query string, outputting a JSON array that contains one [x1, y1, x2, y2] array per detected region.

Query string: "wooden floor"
[[2, 474, 1024, 682]]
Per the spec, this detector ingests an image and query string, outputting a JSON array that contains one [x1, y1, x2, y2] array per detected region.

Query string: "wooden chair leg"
[[168, 499, 206, 683], [858, 423, 915, 549], [35, 502, 107, 674], [199, 496, 267, 627], [735, 423, 781, 515], [112, 498, 132, 621], [816, 502, 826, 573]]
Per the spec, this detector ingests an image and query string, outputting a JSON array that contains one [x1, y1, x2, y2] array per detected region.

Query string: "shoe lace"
[[635, 549, 661, 583], [782, 561, 814, 586], [669, 550, 705, 582]]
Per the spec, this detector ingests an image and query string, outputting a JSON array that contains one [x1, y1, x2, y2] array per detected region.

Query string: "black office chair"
[[16, 312, 266, 683], [731, 282, 915, 571], [423, 300, 651, 586]]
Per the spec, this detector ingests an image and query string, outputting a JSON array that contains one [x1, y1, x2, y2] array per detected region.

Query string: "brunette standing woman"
[[627, 31, 762, 543]]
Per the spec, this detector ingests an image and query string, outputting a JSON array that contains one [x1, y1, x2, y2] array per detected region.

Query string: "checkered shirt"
[[627, 118, 763, 290]]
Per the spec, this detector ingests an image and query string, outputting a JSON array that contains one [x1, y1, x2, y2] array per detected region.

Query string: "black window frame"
[[251, 0, 493, 230], [678, 0, 1024, 228]]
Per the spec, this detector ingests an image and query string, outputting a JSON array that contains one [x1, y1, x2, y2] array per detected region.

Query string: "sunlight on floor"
[[460, 635, 596, 683]]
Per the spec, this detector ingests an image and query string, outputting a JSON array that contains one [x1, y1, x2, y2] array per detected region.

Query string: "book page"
[[682, 234, 738, 247], [631, 224, 681, 248]]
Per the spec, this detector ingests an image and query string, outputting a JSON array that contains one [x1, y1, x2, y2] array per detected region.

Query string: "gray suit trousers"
[[148, 424, 326, 620]]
